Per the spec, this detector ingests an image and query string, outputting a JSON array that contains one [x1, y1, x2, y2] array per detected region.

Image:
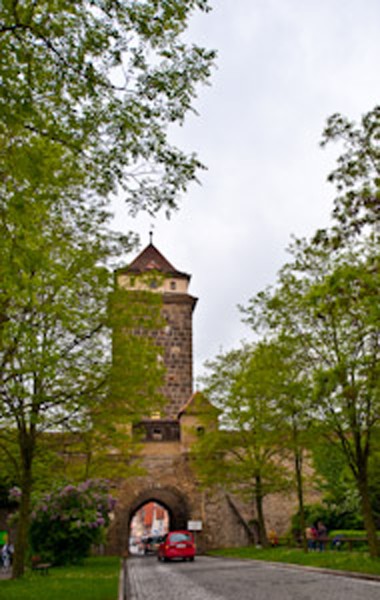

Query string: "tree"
[[195, 344, 292, 546], [315, 105, 379, 245], [0, 0, 215, 577], [243, 238, 380, 556], [368, 438, 380, 528], [0, 195, 166, 577], [62, 285, 166, 482], [253, 336, 314, 551], [243, 105, 380, 556], [0, 0, 215, 212]]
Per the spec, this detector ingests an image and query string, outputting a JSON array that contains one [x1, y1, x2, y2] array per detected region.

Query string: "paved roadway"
[[127, 556, 380, 600]]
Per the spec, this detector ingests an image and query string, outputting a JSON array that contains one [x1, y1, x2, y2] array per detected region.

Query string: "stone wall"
[[106, 451, 256, 555], [105, 437, 313, 555], [156, 294, 196, 418]]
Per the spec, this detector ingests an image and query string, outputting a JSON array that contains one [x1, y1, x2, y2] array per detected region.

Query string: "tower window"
[[152, 428, 163, 441], [196, 426, 205, 437], [170, 281, 177, 290]]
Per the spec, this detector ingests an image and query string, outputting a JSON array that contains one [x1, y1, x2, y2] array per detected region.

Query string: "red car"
[[157, 530, 196, 562]]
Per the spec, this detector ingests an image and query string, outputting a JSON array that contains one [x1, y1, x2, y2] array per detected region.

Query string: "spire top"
[[149, 230, 153, 244]]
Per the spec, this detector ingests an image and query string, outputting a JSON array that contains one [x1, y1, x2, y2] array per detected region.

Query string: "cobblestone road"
[[127, 556, 380, 600]]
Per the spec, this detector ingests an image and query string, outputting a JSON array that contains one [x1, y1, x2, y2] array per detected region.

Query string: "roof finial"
[[149, 230, 153, 244]]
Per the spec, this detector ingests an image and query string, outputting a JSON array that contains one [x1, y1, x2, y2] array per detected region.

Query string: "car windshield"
[[170, 533, 191, 543]]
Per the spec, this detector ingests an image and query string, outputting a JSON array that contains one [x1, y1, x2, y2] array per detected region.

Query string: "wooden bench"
[[330, 537, 369, 551], [312, 536, 372, 551], [31, 557, 52, 575]]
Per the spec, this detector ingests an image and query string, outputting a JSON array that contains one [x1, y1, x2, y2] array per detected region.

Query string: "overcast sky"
[[112, 0, 380, 382]]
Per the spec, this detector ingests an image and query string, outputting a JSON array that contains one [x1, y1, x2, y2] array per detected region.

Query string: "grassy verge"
[[0, 556, 120, 600], [210, 546, 380, 577]]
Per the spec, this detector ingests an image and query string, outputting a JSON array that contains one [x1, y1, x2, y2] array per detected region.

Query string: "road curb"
[[119, 557, 130, 600]]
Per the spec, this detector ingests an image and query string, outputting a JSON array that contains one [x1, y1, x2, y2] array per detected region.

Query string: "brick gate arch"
[[128, 485, 191, 532], [105, 453, 260, 555], [107, 474, 196, 555]]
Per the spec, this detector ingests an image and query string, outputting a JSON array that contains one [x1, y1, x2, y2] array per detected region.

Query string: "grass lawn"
[[0, 556, 120, 600], [210, 546, 380, 577]]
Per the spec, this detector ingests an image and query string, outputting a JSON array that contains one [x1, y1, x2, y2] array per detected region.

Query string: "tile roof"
[[122, 243, 190, 279]]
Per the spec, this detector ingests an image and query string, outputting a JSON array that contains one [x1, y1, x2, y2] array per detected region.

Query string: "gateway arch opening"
[[127, 488, 191, 556], [129, 501, 169, 555]]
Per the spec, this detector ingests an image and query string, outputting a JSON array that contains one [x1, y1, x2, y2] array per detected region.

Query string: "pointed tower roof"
[[121, 243, 191, 280], [177, 392, 220, 419]]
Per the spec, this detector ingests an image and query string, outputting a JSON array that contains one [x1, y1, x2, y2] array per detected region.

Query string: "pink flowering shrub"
[[29, 479, 116, 565]]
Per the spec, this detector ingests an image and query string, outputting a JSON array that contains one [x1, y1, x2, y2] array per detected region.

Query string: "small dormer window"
[[170, 281, 177, 290]]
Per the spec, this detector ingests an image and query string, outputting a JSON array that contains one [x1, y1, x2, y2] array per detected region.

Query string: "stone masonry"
[[157, 294, 196, 417]]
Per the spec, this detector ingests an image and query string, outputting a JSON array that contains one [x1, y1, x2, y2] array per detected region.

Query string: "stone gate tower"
[[107, 241, 298, 555], [116, 241, 197, 418]]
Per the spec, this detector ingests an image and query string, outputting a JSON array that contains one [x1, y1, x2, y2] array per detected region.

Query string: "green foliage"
[[196, 335, 318, 550], [0, 193, 120, 490], [59, 286, 166, 481], [318, 105, 380, 244], [242, 240, 379, 552], [109, 287, 166, 417], [0, 192, 166, 575], [0, 478, 18, 509], [196, 344, 292, 497], [29, 480, 115, 565], [311, 440, 363, 529], [0, 0, 215, 210], [195, 342, 302, 545], [330, 530, 368, 537], [1, 203, 110, 423], [291, 503, 362, 535]]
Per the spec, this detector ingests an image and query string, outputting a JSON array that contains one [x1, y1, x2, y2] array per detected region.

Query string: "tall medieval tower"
[[116, 241, 197, 420], [108, 241, 299, 556]]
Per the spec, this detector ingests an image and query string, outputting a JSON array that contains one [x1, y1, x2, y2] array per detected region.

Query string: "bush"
[[29, 480, 116, 565], [291, 502, 363, 539], [329, 530, 367, 538]]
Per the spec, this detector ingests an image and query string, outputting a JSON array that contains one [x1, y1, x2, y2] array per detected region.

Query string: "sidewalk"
[[0, 567, 11, 580]]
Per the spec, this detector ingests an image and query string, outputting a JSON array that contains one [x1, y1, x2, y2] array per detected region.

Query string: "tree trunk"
[[294, 447, 307, 552], [255, 475, 268, 547], [12, 439, 34, 578], [357, 472, 379, 558]]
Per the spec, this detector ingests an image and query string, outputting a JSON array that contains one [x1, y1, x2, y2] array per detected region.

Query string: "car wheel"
[[189, 556, 194, 562]]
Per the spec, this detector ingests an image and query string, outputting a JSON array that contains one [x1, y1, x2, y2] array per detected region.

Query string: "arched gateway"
[[108, 481, 192, 554], [129, 486, 190, 530], [105, 241, 296, 554]]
